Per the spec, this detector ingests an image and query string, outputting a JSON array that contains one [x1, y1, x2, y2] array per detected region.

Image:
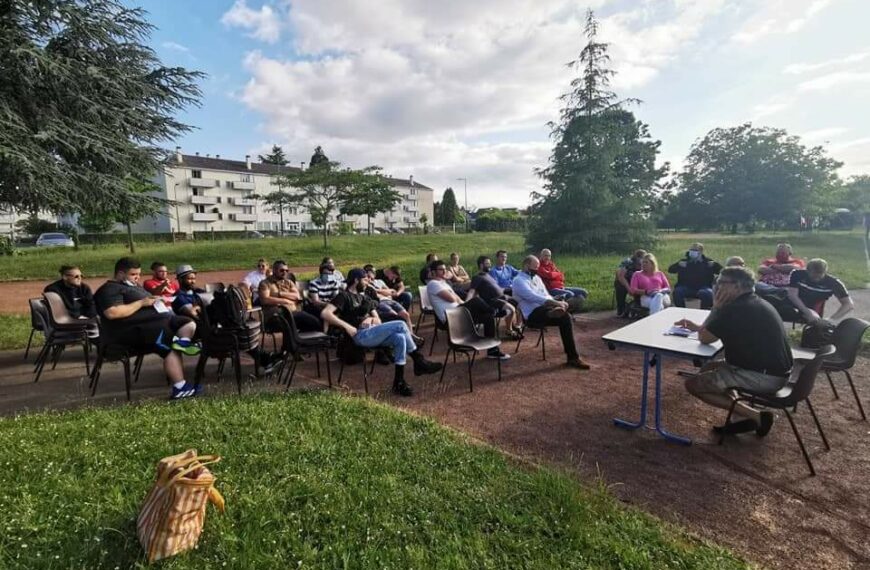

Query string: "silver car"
[[35, 232, 75, 247]]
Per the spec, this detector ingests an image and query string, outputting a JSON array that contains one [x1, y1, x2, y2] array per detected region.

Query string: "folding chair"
[[820, 318, 870, 420], [440, 306, 503, 392]]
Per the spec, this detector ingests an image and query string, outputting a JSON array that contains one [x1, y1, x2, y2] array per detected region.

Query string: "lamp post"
[[456, 177, 468, 233]]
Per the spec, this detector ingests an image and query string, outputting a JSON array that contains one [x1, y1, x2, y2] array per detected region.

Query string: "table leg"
[[613, 350, 650, 430], [653, 355, 692, 445]]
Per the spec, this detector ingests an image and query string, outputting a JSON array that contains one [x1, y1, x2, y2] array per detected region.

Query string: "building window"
[[194, 205, 205, 214], [242, 206, 253, 215], [410, 188, 416, 196], [192, 170, 202, 178], [192, 188, 201, 196], [240, 174, 252, 183]]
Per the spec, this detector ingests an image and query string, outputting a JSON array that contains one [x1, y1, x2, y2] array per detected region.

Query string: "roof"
[[169, 154, 433, 190]]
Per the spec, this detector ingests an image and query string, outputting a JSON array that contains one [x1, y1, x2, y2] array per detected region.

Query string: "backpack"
[[800, 321, 836, 349], [207, 284, 248, 330]]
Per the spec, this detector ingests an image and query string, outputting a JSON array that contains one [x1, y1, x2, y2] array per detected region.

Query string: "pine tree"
[[436, 188, 460, 225], [259, 145, 288, 165], [529, 10, 666, 253]]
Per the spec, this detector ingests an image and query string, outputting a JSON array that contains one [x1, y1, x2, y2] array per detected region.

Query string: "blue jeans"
[[377, 299, 407, 320], [673, 286, 713, 309], [353, 320, 417, 366], [548, 287, 587, 300], [395, 291, 413, 310]]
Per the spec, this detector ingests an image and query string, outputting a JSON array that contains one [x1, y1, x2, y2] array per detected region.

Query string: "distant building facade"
[[130, 150, 434, 234]]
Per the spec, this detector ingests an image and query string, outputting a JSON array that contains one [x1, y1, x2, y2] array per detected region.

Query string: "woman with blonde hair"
[[629, 253, 671, 314]]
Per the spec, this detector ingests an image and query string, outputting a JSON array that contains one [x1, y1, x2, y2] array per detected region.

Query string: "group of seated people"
[[613, 242, 854, 325]]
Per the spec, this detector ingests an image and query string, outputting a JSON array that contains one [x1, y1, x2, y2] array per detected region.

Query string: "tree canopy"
[[0, 0, 203, 217], [259, 145, 289, 166], [435, 187, 461, 225], [528, 10, 665, 254], [339, 171, 401, 234]]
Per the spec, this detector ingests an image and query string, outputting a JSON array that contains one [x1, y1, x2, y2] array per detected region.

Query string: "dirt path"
[[0, 267, 317, 314]]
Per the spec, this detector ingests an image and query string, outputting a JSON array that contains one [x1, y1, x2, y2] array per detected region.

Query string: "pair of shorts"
[[105, 315, 191, 357], [699, 361, 788, 394]]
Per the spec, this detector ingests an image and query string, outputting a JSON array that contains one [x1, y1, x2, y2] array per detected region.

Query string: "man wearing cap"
[[321, 268, 443, 396], [172, 265, 205, 318]]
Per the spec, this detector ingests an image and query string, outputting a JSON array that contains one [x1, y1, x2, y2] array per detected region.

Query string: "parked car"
[[35, 232, 74, 247], [242, 230, 267, 239]]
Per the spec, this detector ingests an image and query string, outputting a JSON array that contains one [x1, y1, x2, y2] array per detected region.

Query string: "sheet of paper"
[[663, 326, 697, 339], [153, 299, 171, 314]]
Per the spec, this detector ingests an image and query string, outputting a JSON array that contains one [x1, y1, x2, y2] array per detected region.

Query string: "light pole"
[[456, 177, 468, 233]]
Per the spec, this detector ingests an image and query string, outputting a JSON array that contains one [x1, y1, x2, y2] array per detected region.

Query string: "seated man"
[[787, 258, 854, 324], [143, 261, 179, 298], [489, 250, 519, 295], [172, 265, 205, 319], [259, 260, 322, 332], [756, 243, 805, 293], [306, 259, 344, 317], [419, 252, 438, 285], [512, 255, 591, 370], [668, 243, 722, 309], [363, 264, 417, 336], [538, 248, 587, 300], [676, 267, 793, 436], [467, 256, 522, 339], [94, 257, 200, 399], [320, 256, 345, 281], [44, 264, 97, 319], [321, 268, 442, 396], [614, 249, 646, 317], [241, 258, 270, 303], [375, 265, 413, 310], [447, 252, 472, 291], [725, 256, 745, 268], [427, 260, 509, 360]]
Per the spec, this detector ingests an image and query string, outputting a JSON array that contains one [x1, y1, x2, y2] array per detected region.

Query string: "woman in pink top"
[[629, 253, 671, 314]]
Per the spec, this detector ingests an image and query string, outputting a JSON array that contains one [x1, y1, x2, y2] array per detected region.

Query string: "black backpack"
[[800, 321, 836, 348], [207, 284, 248, 330]]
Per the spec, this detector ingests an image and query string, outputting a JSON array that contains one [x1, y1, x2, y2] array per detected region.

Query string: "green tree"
[[258, 145, 289, 166], [309, 146, 329, 168], [672, 124, 842, 232], [77, 212, 117, 234], [436, 188, 460, 225], [419, 213, 429, 234], [475, 208, 526, 232], [255, 145, 292, 234], [0, 0, 203, 217], [529, 10, 666, 253], [339, 169, 402, 234], [15, 215, 57, 237]]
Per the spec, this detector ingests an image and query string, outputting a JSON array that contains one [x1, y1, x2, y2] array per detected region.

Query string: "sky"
[[138, 0, 870, 208]]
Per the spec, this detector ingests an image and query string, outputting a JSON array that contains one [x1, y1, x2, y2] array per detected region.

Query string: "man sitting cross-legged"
[[363, 265, 420, 339], [511, 255, 591, 370], [321, 269, 442, 397], [374, 265, 413, 310], [427, 260, 510, 360], [94, 257, 201, 399], [467, 255, 522, 340]]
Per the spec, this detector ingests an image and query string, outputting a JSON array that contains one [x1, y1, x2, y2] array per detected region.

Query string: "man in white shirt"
[[512, 255, 590, 370], [241, 258, 270, 302], [426, 260, 509, 360]]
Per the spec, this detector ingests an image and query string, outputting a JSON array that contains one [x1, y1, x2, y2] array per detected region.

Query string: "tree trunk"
[[126, 221, 135, 253], [279, 208, 285, 237], [322, 225, 329, 249]]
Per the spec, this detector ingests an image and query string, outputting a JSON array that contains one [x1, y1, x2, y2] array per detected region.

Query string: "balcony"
[[232, 180, 256, 191], [233, 197, 257, 206], [191, 212, 219, 222], [190, 195, 218, 205], [232, 213, 257, 222], [189, 177, 217, 188]]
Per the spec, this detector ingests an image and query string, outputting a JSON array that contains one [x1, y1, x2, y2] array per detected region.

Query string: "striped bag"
[[137, 450, 225, 563]]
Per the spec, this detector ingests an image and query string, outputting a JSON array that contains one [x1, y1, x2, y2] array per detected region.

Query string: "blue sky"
[[138, 0, 870, 208]]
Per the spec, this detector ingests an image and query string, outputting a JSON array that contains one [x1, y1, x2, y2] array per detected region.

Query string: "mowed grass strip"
[[0, 391, 746, 569]]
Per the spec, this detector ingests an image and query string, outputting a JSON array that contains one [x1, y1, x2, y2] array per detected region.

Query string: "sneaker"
[[413, 356, 443, 376], [170, 382, 197, 400], [258, 352, 282, 375], [487, 349, 511, 360], [756, 411, 775, 437], [712, 419, 758, 435], [171, 338, 202, 356], [392, 380, 414, 397], [566, 358, 591, 370]]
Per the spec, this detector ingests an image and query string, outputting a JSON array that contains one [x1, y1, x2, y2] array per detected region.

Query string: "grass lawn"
[[0, 391, 745, 569]]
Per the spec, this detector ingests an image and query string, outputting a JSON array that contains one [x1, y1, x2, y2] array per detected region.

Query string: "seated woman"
[[629, 253, 671, 314]]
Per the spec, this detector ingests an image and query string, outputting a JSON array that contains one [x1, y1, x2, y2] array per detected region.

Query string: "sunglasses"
[[64, 274, 83, 279]]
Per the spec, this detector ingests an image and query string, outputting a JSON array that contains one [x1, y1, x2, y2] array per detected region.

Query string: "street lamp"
[[456, 177, 468, 233]]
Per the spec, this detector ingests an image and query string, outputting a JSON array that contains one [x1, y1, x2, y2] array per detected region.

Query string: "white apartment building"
[[131, 150, 434, 235]]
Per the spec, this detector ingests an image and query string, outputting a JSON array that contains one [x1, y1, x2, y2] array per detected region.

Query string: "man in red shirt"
[[756, 243, 805, 292], [143, 261, 179, 298], [537, 249, 587, 300]]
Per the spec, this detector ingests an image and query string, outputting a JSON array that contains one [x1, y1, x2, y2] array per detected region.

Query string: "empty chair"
[[415, 285, 435, 332], [25, 298, 47, 360], [820, 318, 870, 420], [720, 345, 836, 476], [33, 293, 92, 382], [440, 306, 503, 392]]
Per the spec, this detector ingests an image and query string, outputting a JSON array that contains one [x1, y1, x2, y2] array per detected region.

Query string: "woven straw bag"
[[137, 450, 225, 563]]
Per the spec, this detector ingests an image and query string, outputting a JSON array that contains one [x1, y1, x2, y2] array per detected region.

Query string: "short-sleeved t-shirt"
[[142, 278, 178, 298], [94, 280, 163, 331], [426, 279, 459, 321], [629, 271, 670, 293], [705, 292, 793, 376], [172, 287, 204, 314], [788, 270, 849, 311], [329, 290, 378, 328], [376, 270, 404, 292], [309, 274, 343, 303], [469, 273, 503, 302]]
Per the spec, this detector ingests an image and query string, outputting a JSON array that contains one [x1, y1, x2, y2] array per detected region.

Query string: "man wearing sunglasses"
[[44, 265, 97, 319]]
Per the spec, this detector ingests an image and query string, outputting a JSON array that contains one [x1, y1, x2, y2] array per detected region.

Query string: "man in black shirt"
[[668, 243, 722, 309], [375, 265, 413, 310], [44, 265, 96, 319], [94, 257, 201, 400], [676, 267, 793, 437], [321, 268, 442, 397], [466, 255, 521, 338], [787, 258, 853, 324]]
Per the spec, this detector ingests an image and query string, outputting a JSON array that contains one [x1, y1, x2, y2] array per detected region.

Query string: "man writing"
[[675, 267, 793, 436]]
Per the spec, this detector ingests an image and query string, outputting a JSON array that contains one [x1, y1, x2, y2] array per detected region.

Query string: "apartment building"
[[131, 150, 434, 234]]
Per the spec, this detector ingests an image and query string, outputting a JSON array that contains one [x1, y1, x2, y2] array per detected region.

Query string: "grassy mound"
[[0, 392, 745, 569]]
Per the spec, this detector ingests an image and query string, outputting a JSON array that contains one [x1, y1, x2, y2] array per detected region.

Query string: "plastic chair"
[[25, 298, 46, 360], [720, 345, 836, 476], [440, 306, 503, 392], [415, 285, 435, 332], [33, 293, 92, 382], [193, 306, 263, 395], [271, 311, 334, 390], [820, 318, 870, 420]]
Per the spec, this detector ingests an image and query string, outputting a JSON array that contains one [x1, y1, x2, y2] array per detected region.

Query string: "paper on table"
[[663, 326, 697, 339], [153, 299, 171, 314]]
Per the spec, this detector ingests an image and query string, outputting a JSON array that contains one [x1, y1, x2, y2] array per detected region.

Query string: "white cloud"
[[732, 0, 834, 44], [783, 51, 870, 75], [800, 126, 849, 142], [221, 0, 282, 43], [161, 41, 190, 53], [750, 94, 796, 120], [798, 70, 870, 91]]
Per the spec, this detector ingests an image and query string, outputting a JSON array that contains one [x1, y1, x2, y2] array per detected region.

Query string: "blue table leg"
[[614, 350, 649, 430], [653, 355, 692, 445]]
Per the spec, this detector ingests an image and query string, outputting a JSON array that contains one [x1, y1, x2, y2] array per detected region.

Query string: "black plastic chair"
[[720, 345, 836, 476], [514, 323, 546, 359], [25, 298, 46, 360], [820, 318, 870, 420], [193, 307, 262, 395], [33, 294, 92, 383], [271, 311, 334, 390], [440, 306, 502, 392]]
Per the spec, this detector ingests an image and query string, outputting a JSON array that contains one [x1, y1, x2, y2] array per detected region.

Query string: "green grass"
[[0, 314, 37, 351], [0, 391, 746, 569]]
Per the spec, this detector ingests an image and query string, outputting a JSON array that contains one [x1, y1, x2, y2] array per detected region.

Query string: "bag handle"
[[161, 454, 222, 486]]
